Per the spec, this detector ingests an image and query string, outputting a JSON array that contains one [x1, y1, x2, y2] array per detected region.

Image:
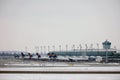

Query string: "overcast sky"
[[0, 0, 120, 52]]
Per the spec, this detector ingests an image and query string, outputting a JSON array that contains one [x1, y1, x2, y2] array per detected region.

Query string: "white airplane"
[[15, 52, 90, 62], [56, 56, 69, 61]]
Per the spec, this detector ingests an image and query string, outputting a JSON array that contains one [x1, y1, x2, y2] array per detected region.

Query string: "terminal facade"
[[49, 40, 120, 62]]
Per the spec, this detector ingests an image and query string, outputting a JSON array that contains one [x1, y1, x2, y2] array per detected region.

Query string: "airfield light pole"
[[97, 43, 99, 55], [44, 46, 46, 54], [90, 44, 93, 51], [79, 44, 82, 51], [35, 46, 36, 53], [85, 44, 88, 56], [37, 46, 39, 53], [53, 45, 55, 51], [79, 44, 82, 54], [59, 45, 61, 52], [66, 44, 68, 56], [72, 44, 75, 51], [114, 46, 117, 50], [72, 44, 75, 56], [48, 46, 50, 53], [77, 45, 79, 56], [66, 44, 68, 52], [35, 46, 39, 53], [25, 46, 28, 52], [40, 46, 43, 55]]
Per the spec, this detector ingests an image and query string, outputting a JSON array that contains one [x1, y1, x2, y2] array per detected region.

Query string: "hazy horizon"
[[0, 0, 120, 52]]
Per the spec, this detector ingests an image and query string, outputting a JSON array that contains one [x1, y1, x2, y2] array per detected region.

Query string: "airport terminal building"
[[49, 40, 120, 62], [50, 40, 116, 56]]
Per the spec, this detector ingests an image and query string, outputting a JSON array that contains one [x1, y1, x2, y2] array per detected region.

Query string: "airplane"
[[14, 52, 89, 62]]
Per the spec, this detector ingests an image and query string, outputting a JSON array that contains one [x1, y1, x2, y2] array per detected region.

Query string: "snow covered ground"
[[1, 64, 120, 80], [0, 59, 120, 80], [2, 60, 120, 67], [0, 66, 120, 72], [0, 74, 120, 80]]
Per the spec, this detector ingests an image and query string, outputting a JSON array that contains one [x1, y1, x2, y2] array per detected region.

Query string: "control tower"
[[102, 40, 111, 49]]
